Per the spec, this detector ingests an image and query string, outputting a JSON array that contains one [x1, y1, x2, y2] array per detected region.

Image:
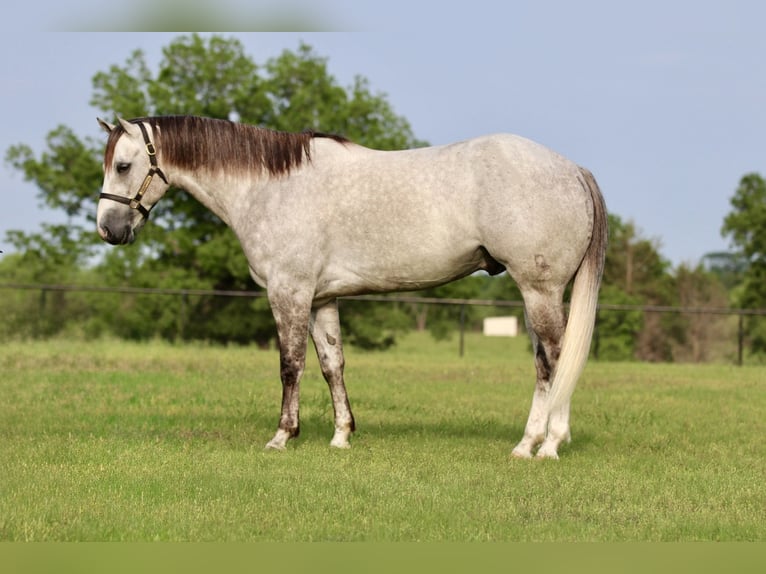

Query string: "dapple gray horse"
[[97, 115, 607, 459]]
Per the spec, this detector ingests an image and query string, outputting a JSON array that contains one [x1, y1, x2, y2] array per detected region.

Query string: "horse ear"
[[117, 117, 141, 138], [97, 118, 115, 134]]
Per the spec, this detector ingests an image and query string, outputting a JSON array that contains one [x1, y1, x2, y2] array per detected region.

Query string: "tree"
[[0, 227, 96, 339], [701, 251, 747, 291], [593, 284, 644, 361], [671, 264, 731, 362], [721, 173, 766, 354], [4, 34, 425, 347], [603, 214, 673, 302], [600, 214, 678, 361]]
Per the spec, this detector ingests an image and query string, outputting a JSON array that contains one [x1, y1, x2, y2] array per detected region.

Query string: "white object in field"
[[483, 316, 519, 337]]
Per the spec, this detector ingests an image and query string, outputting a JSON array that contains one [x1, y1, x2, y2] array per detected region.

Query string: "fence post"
[[458, 304, 466, 357], [178, 292, 188, 341], [593, 311, 600, 360], [38, 287, 48, 337], [738, 314, 744, 366]]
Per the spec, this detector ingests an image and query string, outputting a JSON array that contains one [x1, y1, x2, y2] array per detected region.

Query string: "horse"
[[96, 115, 607, 459]]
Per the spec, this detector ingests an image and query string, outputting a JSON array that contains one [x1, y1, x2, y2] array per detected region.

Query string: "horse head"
[[97, 117, 170, 245]]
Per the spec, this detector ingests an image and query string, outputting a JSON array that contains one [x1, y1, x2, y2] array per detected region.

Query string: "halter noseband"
[[99, 122, 168, 219]]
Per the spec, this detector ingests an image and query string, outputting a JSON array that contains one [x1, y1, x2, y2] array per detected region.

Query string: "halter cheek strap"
[[99, 122, 169, 220]]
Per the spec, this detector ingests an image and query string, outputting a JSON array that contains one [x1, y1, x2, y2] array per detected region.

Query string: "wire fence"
[[1, 282, 765, 364]]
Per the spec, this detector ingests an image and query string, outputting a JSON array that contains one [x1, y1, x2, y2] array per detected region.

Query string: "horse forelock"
[[103, 125, 126, 172], [104, 115, 349, 178]]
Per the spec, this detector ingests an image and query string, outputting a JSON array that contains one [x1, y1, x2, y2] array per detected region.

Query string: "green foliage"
[[339, 300, 412, 350], [721, 173, 766, 261], [721, 173, 766, 354], [599, 214, 678, 361], [593, 284, 643, 361], [151, 35, 264, 120], [6, 126, 103, 221], [671, 264, 734, 362], [604, 214, 674, 304], [593, 215, 744, 363], [701, 251, 747, 291], [91, 49, 153, 120], [259, 43, 427, 150], [0, 225, 95, 339]]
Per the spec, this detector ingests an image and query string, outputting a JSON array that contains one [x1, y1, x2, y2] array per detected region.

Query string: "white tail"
[[545, 167, 608, 412]]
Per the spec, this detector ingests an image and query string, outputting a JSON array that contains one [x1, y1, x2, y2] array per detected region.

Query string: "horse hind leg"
[[309, 300, 355, 448], [512, 288, 570, 459]]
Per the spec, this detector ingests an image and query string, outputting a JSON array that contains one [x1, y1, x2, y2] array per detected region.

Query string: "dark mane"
[[104, 115, 349, 177]]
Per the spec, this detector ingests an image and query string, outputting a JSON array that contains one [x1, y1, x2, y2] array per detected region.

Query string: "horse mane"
[[104, 115, 349, 178]]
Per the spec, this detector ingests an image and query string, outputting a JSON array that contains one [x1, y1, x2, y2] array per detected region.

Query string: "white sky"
[[2, 1, 765, 265]]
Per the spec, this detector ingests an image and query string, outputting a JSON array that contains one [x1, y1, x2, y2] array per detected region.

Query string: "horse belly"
[[315, 238, 488, 299]]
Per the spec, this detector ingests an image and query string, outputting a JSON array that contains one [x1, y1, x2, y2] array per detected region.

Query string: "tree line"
[[2, 34, 764, 361]]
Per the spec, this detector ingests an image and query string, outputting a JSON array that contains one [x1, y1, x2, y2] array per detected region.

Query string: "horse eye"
[[115, 162, 131, 174]]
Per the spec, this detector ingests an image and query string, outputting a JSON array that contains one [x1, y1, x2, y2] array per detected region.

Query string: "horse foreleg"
[[265, 292, 312, 450], [310, 300, 355, 448]]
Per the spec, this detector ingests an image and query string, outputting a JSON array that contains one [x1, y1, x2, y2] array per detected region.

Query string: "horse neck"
[[170, 168, 257, 229]]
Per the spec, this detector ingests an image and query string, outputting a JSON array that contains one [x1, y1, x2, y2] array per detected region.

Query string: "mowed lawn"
[[0, 333, 763, 541]]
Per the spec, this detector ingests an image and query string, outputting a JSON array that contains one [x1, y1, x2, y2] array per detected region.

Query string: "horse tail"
[[546, 166, 608, 413]]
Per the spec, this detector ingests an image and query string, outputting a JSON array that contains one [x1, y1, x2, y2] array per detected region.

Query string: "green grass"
[[0, 333, 763, 541]]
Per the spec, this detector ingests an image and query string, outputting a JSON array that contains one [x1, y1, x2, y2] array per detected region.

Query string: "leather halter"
[[99, 122, 168, 219]]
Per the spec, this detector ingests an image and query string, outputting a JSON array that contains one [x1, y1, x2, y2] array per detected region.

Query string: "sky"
[[2, 1, 765, 266]]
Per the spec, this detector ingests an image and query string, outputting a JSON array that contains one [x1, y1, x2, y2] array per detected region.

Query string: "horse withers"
[[97, 115, 607, 459]]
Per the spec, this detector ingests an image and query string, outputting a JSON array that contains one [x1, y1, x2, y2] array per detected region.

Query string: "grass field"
[[0, 333, 763, 541]]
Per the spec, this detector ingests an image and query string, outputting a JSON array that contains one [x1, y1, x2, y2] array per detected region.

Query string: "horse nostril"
[[98, 223, 123, 244], [98, 221, 134, 245]]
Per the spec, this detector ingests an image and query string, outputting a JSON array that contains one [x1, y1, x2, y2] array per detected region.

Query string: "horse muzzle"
[[98, 221, 135, 245]]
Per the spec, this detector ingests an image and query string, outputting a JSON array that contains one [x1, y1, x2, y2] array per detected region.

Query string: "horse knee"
[[279, 342, 307, 380]]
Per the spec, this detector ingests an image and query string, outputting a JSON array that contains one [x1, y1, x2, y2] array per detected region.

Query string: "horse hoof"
[[330, 429, 352, 449], [535, 448, 560, 460], [510, 447, 533, 459], [265, 429, 292, 450]]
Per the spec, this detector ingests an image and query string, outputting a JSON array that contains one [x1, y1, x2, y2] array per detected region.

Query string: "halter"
[[99, 122, 169, 219]]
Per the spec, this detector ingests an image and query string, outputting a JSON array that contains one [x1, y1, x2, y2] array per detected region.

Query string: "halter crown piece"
[[99, 122, 169, 219]]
